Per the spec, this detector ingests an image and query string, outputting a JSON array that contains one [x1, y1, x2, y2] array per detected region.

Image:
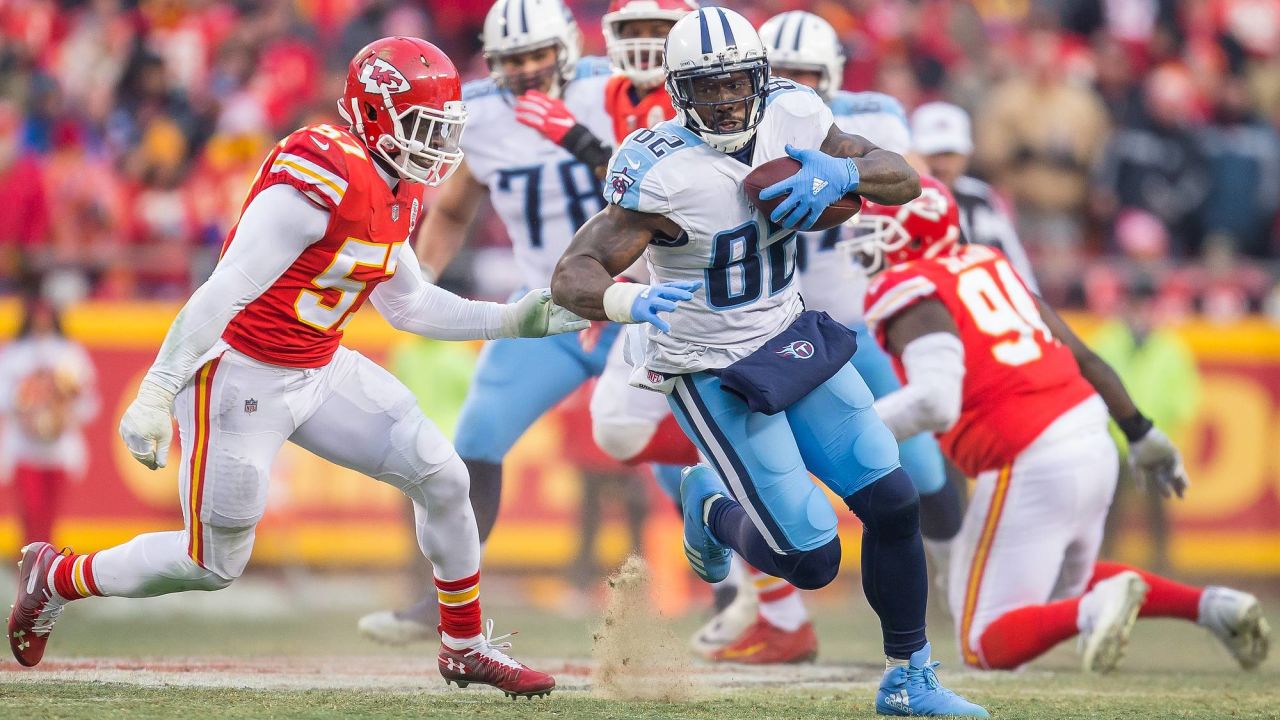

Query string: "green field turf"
[[0, 574, 1276, 719]]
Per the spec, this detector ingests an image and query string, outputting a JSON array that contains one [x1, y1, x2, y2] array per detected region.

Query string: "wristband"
[[1117, 412, 1154, 443], [602, 282, 645, 324]]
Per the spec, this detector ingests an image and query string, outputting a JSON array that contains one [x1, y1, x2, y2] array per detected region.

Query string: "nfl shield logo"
[[391, 204, 400, 222], [244, 398, 258, 414]]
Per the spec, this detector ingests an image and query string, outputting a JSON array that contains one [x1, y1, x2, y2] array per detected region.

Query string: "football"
[[743, 156, 863, 232]]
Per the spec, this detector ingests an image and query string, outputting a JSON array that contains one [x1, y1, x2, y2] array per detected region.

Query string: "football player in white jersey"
[[356, 0, 624, 644], [760, 10, 959, 555], [552, 8, 987, 717]]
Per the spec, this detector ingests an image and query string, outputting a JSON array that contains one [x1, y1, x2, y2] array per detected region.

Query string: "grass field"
[[0, 570, 1276, 719]]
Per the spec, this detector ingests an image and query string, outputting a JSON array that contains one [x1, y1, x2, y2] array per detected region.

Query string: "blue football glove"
[[758, 144, 861, 230], [627, 281, 702, 333]]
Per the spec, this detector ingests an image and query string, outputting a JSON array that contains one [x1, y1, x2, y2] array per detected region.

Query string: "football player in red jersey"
[[7, 37, 585, 698], [847, 177, 1270, 674]]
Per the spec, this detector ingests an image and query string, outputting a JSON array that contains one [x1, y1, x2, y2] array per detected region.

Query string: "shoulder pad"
[[830, 91, 907, 122], [575, 56, 614, 79], [269, 125, 361, 208]]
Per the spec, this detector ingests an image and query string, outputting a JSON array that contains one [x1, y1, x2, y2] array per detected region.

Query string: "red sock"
[[1089, 561, 1202, 621], [51, 552, 102, 602], [975, 597, 1081, 669], [436, 572, 481, 640], [623, 415, 700, 466]]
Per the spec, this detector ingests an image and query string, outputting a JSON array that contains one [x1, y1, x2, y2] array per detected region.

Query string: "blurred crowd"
[[1, 0, 1278, 321]]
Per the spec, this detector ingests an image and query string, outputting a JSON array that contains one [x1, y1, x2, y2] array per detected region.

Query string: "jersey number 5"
[[956, 260, 1053, 366], [295, 238, 400, 331]]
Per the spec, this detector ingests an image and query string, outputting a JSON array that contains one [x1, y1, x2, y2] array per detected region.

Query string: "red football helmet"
[[338, 36, 468, 186], [603, 0, 698, 89], [841, 176, 961, 275]]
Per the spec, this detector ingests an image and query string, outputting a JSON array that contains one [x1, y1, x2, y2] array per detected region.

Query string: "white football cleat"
[[689, 584, 757, 658], [1078, 571, 1148, 674], [357, 609, 436, 646], [1199, 586, 1271, 670]]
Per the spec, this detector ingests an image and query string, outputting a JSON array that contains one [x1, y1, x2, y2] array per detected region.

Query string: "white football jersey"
[[461, 62, 613, 289], [796, 90, 911, 326], [606, 79, 833, 377]]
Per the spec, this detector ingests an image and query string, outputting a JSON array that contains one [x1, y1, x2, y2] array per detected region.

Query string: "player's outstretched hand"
[[759, 144, 860, 231], [1129, 426, 1189, 499], [628, 281, 701, 333], [503, 288, 591, 338], [514, 90, 577, 145], [119, 380, 176, 470]]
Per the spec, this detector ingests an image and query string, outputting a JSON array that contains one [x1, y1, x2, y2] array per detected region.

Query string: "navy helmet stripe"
[[715, 7, 735, 46], [791, 12, 805, 51], [498, 0, 510, 36], [698, 9, 713, 54], [518, 0, 529, 34]]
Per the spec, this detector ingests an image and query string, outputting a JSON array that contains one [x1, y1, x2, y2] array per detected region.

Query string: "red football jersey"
[[220, 124, 424, 368], [864, 244, 1095, 476], [604, 75, 675, 143]]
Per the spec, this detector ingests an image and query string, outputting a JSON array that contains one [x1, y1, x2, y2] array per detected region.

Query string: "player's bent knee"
[[780, 537, 842, 590], [845, 467, 920, 539], [591, 418, 653, 462], [376, 410, 465, 503]]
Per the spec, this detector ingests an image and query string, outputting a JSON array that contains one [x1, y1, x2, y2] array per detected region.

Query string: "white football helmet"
[[482, 0, 582, 96], [603, 0, 698, 90], [759, 11, 845, 101], [664, 7, 769, 154]]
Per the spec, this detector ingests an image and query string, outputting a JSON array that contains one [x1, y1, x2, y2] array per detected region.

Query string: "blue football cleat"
[[679, 465, 732, 583], [877, 643, 989, 717]]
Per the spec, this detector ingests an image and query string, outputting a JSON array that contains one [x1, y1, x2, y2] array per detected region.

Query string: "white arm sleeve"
[[873, 332, 966, 440], [370, 242, 507, 341], [145, 184, 328, 394]]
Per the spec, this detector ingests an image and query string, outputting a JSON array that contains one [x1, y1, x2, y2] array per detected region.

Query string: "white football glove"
[[119, 379, 177, 470], [501, 288, 590, 338], [1129, 425, 1189, 499]]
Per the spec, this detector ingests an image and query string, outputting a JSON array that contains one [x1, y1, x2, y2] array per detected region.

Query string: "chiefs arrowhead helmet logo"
[[360, 57, 410, 94]]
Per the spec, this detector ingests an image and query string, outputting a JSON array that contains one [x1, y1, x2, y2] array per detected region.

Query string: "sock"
[[47, 552, 103, 603], [436, 571, 482, 646], [1089, 561, 1203, 621], [886, 656, 910, 669], [627, 416, 700, 466], [748, 567, 807, 631], [705, 496, 788, 578], [464, 459, 503, 543], [975, 597, 1081, 669], [845, 469, 928, 660]]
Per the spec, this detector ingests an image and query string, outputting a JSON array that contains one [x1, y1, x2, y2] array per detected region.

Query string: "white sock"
[[702, 493, 725, 525], [758, 590, 808, 632], [886, 655, 910, 669], [441, 631, 483, 650]]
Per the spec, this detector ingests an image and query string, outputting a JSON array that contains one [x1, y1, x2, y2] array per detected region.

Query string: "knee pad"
[[379, 410, 462, 499], [198, 523, 256, 587], [846, 467, 920, 539], [779, 537, 842, 590], [591, 417, 653, 463]]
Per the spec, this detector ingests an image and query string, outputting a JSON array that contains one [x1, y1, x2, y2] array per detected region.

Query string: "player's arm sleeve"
[[370, 243, 507, 341], [873, 332, 966, 439], [144, 185, 328, 395]]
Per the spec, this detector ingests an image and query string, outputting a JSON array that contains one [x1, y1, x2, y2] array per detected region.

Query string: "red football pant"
[[975, 561, 1205, 669], [13, 464, 66, 546]]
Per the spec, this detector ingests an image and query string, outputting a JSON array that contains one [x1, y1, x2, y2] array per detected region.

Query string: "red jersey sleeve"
[[863, 263, 941, 347], [260, 126, 353, 211]]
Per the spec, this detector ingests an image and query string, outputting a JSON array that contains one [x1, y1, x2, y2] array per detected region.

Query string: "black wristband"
[[1117, 412, 1153, 443], [560, 123, 613, 173]]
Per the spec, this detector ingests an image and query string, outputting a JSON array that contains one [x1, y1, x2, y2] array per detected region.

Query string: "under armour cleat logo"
[[442, 657, 467, 674]]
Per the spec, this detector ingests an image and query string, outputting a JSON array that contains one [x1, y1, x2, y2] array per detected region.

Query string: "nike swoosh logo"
[[311, 136, 330, 151], [626, 158, 640, 170], [719, 642, 766, 658], [26, 556, 40, 594]]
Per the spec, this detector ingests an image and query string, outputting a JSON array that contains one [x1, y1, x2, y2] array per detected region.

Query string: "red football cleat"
[[712, 617, 819, 664], [438, 620, 555, 699], [9, 542, 66, 667]]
